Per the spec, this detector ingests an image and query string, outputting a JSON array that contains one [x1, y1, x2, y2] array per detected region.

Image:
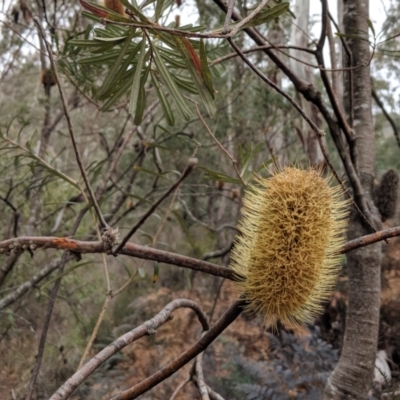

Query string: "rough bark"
[[323, 0, 381, 398]]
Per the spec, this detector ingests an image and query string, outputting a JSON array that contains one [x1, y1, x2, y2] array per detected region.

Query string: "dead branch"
[[109, 298, 246, 400], [49, 299, 209, 400]]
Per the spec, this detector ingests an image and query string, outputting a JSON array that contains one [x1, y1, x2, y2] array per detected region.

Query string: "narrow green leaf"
[[40, 262, 93, 290], [155, 0, 164, 22], [151, 44, 193, 120], [140, 232, 154, 243], [367, 18, 376, 37], [129, 35, 147, 116], [119, 0, 152, 22], [99, 41, 142, 100], [240, 2, 290, 30], [174, 37, 216, 118], [98, 29, 136, 97], [152, 261, 159, 283], [93, 35, 130, 42], [200, 167, 243, 185], [199, 39, 215, 99], [171, 74, 198, 94], [133, 166, 171, 181], [140, 0, 157, 8], [78, 51, 121, 65], [133, 66, 150, 124], [101, 73, 135, 111], [151, 70, 175, 126], [69, 39, 122, 47], [240, 142, 263, 177], [172, 210, 196, 251]]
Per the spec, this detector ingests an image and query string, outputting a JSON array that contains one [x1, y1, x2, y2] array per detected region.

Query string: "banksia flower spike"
[[230, 167, 350, 328]]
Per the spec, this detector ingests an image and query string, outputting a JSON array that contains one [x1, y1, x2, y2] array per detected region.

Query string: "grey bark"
[[323, 0, 381, 398]]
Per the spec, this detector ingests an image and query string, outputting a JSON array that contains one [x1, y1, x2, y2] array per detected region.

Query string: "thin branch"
[[201, 243, 233, 261], [195, 104, 245, 185], [209, 278, 225, 325], [95, 100, 160, 199], [25, 252, 69, 400], [0, 195, 19, 237], [102, 18, 228, 39], [228, 0, 270, 36], [209, 45, 316, 67], [192, 374, 226, 400], [0, 257, 65, 312], [223, 0, 236, 33], [194, 349, 210, 400], [315, 0, 356, 158], [206, 386, 226, 400], [77, 294, 112, 371], [372, 87, 400, 149], [341, 226, 400, 254], [113, 158, 198, 254], [328, 10, 354, 127], [109, 298, 246, 400], [0, 253, 20, 287], [227, 38, 324, 140], [169, 376, 191, 400], [49, 299, 209, 400], [34, 18, 109, 230]]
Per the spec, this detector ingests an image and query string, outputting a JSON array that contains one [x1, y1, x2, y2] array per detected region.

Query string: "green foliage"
[[64, 0, 292, 124]]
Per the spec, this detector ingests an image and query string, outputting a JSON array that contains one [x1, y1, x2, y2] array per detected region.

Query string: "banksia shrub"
[[230, 167, 350, 327], [374, 169, 399, 222]]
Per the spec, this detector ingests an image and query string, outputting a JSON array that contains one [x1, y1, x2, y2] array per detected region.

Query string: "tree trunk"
[[323, 0, 381, 398]]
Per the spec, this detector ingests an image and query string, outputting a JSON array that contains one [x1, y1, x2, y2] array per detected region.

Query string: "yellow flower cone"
[[230, 167, 350, 328]]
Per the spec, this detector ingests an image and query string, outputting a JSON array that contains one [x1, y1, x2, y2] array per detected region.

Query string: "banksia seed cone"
[[374, 169, 399, 222], [230, 167, 350, 327]]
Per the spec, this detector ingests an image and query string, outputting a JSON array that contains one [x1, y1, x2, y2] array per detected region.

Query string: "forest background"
[[1, 0, 400, 399]]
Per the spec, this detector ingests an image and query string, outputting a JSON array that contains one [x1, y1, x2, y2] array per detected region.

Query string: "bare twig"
[[0, 195, 19, 237], [49, 299, 209, 400], [0, 257, 65, 312], [223, 0, 236, 33], [194, 349, 210, 400], [201, 243, 233, 261], [77, 294, 112, 371], [95, 100, 160, 198], [227, 38, 324, 141], [0, 254, 20, 287], [113, 158, 198, 254], [169, 376, 191, 400], [195, 104, 245, 185], [209, 45, 315, 67], [209, 278, 225, 325], [372, 87, 400, 149], [341, 226, 400, 253], [25, 252, 69, 400], [192, 374, 226, 400], [229, 0, 270, 37], [34, 18, 109, 230], [109, 298, 246, 400]]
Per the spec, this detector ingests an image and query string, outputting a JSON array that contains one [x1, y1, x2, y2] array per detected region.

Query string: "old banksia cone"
[[230, 167, 350, 327]]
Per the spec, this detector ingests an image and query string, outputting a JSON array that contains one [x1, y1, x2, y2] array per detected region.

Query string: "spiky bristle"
[[230, 167, 350, 328]]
